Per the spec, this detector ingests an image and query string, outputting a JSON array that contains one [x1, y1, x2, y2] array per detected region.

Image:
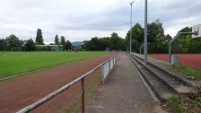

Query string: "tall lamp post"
[[129, 1, 134, 54], [144, 0, 148, 63]]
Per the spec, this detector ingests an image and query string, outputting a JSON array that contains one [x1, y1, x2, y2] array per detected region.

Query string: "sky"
[[0, 0, 201, 44]]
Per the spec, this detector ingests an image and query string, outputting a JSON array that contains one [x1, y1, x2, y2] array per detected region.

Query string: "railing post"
[[81, 78, 85, 113], [109, 59, 111, 70], [102, 64, 105, 84], [112, 58, 114, 67]]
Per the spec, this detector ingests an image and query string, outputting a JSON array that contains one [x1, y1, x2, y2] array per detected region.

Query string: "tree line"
[[82, 32, 126, 51], [0, 20, 201, 53], [125, 19, 201, 53], [0, 28, 73, 51], [80, 19, 201, 53], [171, 26, 201, 53]]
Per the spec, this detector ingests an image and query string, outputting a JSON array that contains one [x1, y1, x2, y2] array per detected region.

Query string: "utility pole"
[[129, 1, 134, 54]]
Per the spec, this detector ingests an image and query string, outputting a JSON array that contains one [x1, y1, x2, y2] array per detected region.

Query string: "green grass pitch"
[[0, 51, 108, 79]]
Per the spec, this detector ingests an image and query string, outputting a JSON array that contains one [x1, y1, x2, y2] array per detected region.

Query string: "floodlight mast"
[[144, 0, 148, 64], [140, 43, 150, 54], [130, 1, 134, 5], [129, 1, 134, 54]]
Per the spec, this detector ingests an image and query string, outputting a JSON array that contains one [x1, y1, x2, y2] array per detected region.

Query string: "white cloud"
[[0, 0, 201, 43]]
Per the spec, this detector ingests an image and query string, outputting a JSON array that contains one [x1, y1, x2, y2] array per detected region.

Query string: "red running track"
[[148, 54, 201, 71]]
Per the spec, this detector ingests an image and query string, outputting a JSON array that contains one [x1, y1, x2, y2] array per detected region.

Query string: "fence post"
[[102, 64, 105, 84], [112, 57, 114, 68], [109, 59, 110, 71], [81, 78, 85, 113]]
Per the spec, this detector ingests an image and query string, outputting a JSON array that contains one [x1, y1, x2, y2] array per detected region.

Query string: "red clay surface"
[[0, 53, 117, 113], [148, 54, 201, 70]]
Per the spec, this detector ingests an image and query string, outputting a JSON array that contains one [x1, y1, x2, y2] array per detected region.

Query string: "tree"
[[82, 40, 89, 50], [60, 36, 65, 46], [178, 26, 192, 33], [175, 26, 192, 41], [0, 39, 6, 51], [190, 38, 201, 53], [87, 37, 100, 50], [99, 37, 110, 50], [165, 34, 172, 43], [110, 32, 118, 50], [128, 23, 144, 43], [125, 19, 172, 53], [126, 23, 144, 52], [64, 40, 72, 51], [110, 32, 125, 51], [24, 39, 35, 51], [84, 33, 126, 51], [35, 28, 44, 45], [173, 26, 201, 53], [5, 34, 22, 51], [54, 35, 59, 45], [147, 19, 169, 53]]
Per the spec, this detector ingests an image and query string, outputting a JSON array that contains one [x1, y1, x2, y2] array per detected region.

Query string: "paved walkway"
[[85, 52, 167, 113]]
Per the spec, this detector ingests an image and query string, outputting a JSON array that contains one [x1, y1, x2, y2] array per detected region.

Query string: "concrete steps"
[[129, 54, 197, 102]]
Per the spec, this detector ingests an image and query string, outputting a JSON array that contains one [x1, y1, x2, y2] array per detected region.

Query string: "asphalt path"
[[85, 52, 167, 113]]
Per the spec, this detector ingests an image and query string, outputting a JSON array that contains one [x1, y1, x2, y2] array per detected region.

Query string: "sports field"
[[0, 52, 117, 112], [0, 51, 108, 79]]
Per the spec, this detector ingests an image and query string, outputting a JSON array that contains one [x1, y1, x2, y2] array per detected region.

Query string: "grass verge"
[[164, 93, 201, 113], [173, 66, 201, 79], [166, 66, 201, 113]]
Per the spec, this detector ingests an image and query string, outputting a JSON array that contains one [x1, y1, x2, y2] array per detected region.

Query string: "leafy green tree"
[[24, 39, 35, 51], [125, 20, 173, 53], [165, 34, 172, 43], [133, 23, 144, 43], [60, 36, 65, 46], [126, 23, 144, 52], [64, 40, 72, 51], [175, 26, 192, 41], [110, 32, 125, 51], [172, 27, 191, 53], [5, 34, 22, 51], [178, 26, 192, 33], [84, 33, 126, 51], [87, 37, 100, 50], [189, 38, 201, 53], [110, 32, 118, 50], [173, 26, 201, 53], [0, 39, 6, 51], [147, 19, 170, 53], [55, 35, 59, 45], [35, 28, 44, 45], [82, 40, 89, 50], [99, 37, 110, 50], [148, 19, 164, 42]]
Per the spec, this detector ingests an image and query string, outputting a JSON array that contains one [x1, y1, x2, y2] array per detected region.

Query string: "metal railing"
[[102, 57, 116, 83], [17, 55, 116, 113]]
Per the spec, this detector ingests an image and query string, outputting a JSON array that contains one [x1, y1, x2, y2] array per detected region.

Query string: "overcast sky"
[[0, 0, 201, 44]]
